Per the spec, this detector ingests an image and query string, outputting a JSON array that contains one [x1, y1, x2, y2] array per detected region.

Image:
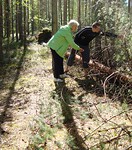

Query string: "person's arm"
[[100, 31, 123, 39], [100, 31, 117, 38], [64, 30, 84, 52]]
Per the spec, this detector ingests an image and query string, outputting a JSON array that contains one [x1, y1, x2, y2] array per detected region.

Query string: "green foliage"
[[30, 120, 56, 149], [66, 135, 78, 150], [121, 101, 129, 111]]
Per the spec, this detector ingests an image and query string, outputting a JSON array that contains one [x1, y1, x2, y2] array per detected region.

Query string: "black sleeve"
[[100, 31, 118, 38]]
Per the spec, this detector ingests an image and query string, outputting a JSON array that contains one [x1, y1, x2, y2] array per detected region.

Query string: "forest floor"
[[0, 42, 132, 150]]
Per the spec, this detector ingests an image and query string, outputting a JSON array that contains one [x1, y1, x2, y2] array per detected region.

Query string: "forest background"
[[0, 0, 132, 68]]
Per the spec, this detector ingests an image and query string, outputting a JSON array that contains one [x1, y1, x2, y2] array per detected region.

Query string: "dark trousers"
[[50, 48, 64, 78], [67, 45, 90, 68]]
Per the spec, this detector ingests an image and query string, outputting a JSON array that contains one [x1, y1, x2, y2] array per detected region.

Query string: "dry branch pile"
[[65, 52, 132, 85]]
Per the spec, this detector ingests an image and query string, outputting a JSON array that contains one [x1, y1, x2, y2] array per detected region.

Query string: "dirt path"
[[0, 43, 52, 149]]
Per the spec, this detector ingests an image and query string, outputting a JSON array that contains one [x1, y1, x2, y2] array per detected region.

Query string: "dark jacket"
[[74, 26, 118, 46]]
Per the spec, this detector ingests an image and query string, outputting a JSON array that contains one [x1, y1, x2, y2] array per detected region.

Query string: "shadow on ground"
[[54, 82, 89, 150], [0, 48, 27, 135]]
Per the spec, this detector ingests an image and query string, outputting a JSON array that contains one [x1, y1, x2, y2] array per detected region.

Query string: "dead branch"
[[103, 71, 118, 100], [98, 125, 132, 133], [124, 145, 132, 150], [90, 132, 128, 149], [83, 109, 132, 140], [65, 52, 132, 84], [92, 100, 107, 122]]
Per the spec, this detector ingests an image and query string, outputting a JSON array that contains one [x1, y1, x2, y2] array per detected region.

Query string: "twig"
[[93, 101, 106, 122], [124, 145, 132, 150], [90, 132, 127, 149], [103, 71, 118, 100], [98, 125, 132, 132], [108, 120, 132, 137], [83, 109, 131, 140], [60, 85, 73, 107]]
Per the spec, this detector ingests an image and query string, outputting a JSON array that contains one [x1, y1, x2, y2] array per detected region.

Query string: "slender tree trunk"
[[47, 0, 51, 23], [59, 0, 63, 26], [11, 0, 14, 41], [128, 0, 132, 22], [68, 0, 70, 21], [31, 0, 35, 35], [4, 0, 10, 38], [27, 0, 30, 35], [63, 0, 67, 24], [23, 0, 27, 50], [15, 0, 19, 41], [71, 0, 74, 19], [18, 0, 23, 42], [4, 0, 10, 53], [89, 0, 91, 24], [52, 0, 58, 33], [77, 0, 81, 27], [84, 0, 88, 18], [37, 0, 40, 30], [0, 0, 3, 64], [128, 0, 131, 13]]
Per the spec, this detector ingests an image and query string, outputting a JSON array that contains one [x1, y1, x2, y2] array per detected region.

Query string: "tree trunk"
[[23, 0, 27, 50], [18, 0, 23, 41], [67, 0, 70, 21], [128, 0, 132, 22], [59, 0, 63, 25], [52, 0, 58, 34], [84, 0, 88, 19], [65, 52, 132, 84], [128, 0, 132, 14], [31, 0, 35, 35], [0, 0, 3, 64], [47, 0, 51, 23], [77, 0, 81, 27], [63, 0, 67, 24], [26, 0, 30, 35], [15, 0, 19, 41], [37, 0, 41, 30], [4, 0, 10, 38], [71, 0, 74, 19], [11, 0, 14, 41]]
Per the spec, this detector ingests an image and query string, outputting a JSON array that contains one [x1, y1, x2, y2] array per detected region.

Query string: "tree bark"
[[31, 0, 35, 35], [77, 0, 81, 27], [18, 0, 23, 41], [11, 0, 14, 41], [63, 0, 67, 24], [23, 0, 27, 50], [52, 0, 58, 34], [15, 0, 19, 41], [0, 0, 3, 64]]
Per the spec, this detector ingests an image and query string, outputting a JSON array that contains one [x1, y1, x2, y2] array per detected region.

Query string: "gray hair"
[[68, 19, 79, 27]]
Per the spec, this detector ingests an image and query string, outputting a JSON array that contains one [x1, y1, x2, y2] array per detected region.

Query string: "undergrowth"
[[28, 46, 132, 150]]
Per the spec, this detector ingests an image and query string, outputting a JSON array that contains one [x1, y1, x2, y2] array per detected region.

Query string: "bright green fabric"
[[47, 25, 80, 58]]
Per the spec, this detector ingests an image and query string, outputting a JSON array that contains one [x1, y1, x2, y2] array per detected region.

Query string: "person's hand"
[[79, 48, 84, 52]]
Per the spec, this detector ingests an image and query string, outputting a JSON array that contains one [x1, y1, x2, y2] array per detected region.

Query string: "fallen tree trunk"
[[65, 52, 132, 84]]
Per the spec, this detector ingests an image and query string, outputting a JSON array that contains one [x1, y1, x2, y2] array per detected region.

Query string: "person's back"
[[74, 26, 100, 46]]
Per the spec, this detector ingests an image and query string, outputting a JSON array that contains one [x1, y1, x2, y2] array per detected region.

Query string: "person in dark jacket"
[[66, 22, 123, 76]]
